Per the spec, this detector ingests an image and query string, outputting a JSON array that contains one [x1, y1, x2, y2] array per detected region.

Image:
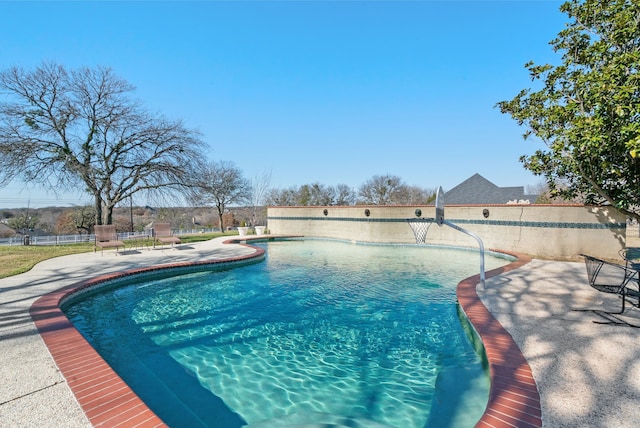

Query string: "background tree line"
[[264, 174, 436, 207], [0, 170, 439, 237]]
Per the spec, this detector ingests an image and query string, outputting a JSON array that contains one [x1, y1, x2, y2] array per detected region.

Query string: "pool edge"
[[30, 239, 541, 428], [29, 243, 266, 428], [456, 250, 542, 428]]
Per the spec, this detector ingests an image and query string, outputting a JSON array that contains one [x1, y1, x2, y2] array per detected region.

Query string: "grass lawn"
[[0, 232, 236, 279]]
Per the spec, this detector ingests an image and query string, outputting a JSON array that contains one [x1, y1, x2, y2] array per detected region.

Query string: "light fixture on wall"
[[415, 209, 422, 217], [483, 209, 490, 218], [323, 209, 328, 216], [364, 209, 371, 217]]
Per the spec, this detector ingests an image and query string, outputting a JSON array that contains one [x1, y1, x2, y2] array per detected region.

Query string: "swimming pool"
[[63, 239, 513, 427]]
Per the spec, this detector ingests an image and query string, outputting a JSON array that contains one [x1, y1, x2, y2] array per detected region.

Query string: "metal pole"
[[443, 219, 486, 288]]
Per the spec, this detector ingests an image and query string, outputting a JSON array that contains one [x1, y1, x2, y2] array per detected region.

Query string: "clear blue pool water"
[[64, 239, 512, 428]]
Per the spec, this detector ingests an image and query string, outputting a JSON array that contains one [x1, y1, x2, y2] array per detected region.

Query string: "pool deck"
[[1, 236, 640, 427]]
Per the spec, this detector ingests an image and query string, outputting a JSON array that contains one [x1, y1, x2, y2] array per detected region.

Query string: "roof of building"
[[443, 173, 537, 204]]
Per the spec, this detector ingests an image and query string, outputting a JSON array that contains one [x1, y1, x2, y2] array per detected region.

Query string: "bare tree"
[[0, 63, 206, 225], [334, 184, 356, 206], [265, 186, 298, 206], [250, 170, 272, 226], [401, 185, 435, 204], [358, 174, 408, 205], [526, 180, 582, 205], [265, 178, 433, 207], [188, 160, 250, 231], [58, 206, 96, 235]]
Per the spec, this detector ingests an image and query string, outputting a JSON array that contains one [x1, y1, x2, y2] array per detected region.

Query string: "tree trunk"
[[106, 205, 114, 226], [94, 195, 103, 226], [217, 205, 225, 232]]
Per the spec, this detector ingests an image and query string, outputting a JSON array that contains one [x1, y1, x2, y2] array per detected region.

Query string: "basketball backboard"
[[435, 186, 444, 226]]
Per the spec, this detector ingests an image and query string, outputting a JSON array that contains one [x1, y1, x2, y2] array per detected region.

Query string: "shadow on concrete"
[[479, 258, 640, 427]]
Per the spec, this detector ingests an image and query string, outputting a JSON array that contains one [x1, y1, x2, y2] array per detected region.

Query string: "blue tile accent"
[[266, 216, 626, 230]]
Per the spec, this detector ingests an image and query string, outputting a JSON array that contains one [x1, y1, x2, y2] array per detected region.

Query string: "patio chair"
[[94, 224, 125, 255], [579, 253, 639, 314], [153, 222, 181, 249], [620, 248, 640, 306]]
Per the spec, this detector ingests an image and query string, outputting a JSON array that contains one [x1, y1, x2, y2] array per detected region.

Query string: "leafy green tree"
[[7, 212, 39, 232], [298, 183, 336, 206], [497, 0, 640, 220], [0, 63, 206, 225]]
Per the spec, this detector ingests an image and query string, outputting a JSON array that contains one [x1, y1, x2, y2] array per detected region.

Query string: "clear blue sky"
[[0, 0, 566, 208]]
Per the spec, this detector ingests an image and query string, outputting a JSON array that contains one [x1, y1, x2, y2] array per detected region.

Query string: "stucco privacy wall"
[[267, 205, 627, 260]]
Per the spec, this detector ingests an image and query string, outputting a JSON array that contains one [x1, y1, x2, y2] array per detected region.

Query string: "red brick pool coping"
[[29, 240, 264, 428], [459, 250, 541, 427], [30, 240, 540, 427]]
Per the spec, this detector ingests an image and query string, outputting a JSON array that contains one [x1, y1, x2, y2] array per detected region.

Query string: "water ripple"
[[65, 241, 509, 427]]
